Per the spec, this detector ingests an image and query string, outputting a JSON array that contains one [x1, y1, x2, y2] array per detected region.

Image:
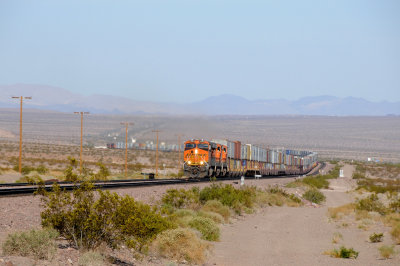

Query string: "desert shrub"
[[167, 209, 196, 228], [299, 165, 340, 188], [78, 251, 105, 266], [114, 195, 174, 251], [255, 187, 302, 207], [378, 245, 395, 259], [356, 194, 386, 215], [92, 162, 110, 180], [197, 210, 224, 224], [128, 163, 144, 172], [151, 228, 210, 264], [355, 164, 367, 174], [285, 180, 303, 188], [389, 197, 400, 213], [36, 165, 49, 175], [256, 191, 283, 207], [162, 187, 200, 209], [326, 246, 359, 259], [303, 189, 326, 204], [199, 184, 256, 213], [174, 209, 197, 218], [369, 233, 383, 243], [16, 174, 44, 184], [383, 213, 400, 228], [332, 232, 343, 244], [63, 157, 80, 182], [12, 165, 35, 175], [64, 166, 79, 182], [2, 228, 59, 260], [268, 186, 302, 205], [328, 203, 355, 219], [390, 223, 400, 244], [39, 182, 173, 250], [357, 178, 400, 194], [301, 175, 329, 189], [201, 200, 231, 222], [188, 216, 220, 241], [352, 172, 365, 179]]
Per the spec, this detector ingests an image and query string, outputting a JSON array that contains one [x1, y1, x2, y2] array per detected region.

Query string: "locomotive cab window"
[[217, 147, 221, 151], [185, 143, 196, 150], [198, 143, 209, 151]]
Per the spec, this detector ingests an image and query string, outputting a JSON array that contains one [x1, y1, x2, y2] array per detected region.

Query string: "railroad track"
[[0, 163, 322, 196]]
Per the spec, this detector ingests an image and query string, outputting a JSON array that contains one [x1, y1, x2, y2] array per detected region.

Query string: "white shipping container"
[[241, 144, 248, 160]]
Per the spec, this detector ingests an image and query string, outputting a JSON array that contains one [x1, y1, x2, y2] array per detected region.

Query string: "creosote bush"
[[2, 228, 59, 260], [369, 232, 383, 243], [16, 174, 44, 185], [378, 245, 395, 259], [288, 165, 340, 189], [151, 228, 210, 264], [188, 216, 220, 241], [39, 182, 173, 250], [199, 184, 256, 214], [356, 194, 386, 215], [390, 223, 400, 244], [201, 200, 231, 222], [197, 210, 224, 224], [162, 188, 200, 209], [328, 203, 355, 220], [303, 189, 326, 204], [301, 175, 329, 189], [325, 246, 359, 259]]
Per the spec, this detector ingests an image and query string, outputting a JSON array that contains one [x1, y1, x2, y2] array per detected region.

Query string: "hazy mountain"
[[1, 84, 399, 116]]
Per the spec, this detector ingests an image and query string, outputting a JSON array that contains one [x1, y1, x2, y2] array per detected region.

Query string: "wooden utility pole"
[[152, 130, 161, 177], [121, 122, 134, 177], [175, 134, 184, 166], [74, 112, 89, 174], [11, 96, 31, 174]]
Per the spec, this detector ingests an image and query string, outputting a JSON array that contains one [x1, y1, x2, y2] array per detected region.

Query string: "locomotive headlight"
[[188, 161, 191, 165], [195, 149, 198, 154], [200, 161, 204, 165]]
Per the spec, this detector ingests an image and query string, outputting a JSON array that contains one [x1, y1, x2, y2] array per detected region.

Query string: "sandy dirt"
[[205, 164, 399, 266], [1, 165, 399, 265], [0, 177, 296, 266]]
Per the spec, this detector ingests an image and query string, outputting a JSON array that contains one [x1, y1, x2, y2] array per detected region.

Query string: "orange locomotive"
[[183, 139, 228, 178]]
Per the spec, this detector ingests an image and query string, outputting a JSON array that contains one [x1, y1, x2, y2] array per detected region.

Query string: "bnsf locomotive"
[[183, 139, 318, 178]]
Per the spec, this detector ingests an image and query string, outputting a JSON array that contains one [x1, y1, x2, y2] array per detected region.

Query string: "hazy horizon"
[[1, 0, 399, 103]]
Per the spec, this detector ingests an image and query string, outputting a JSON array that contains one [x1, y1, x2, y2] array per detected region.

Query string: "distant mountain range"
[[1, 84, 399, 116]]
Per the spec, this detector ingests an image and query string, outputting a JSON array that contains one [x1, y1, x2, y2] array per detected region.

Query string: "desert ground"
[[1, 163, 400, 265], [207, 164, 399, 266], [0, 109, 399, 163]]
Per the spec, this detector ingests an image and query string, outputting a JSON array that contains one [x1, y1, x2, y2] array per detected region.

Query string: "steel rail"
[[0, 163, 321, 196]]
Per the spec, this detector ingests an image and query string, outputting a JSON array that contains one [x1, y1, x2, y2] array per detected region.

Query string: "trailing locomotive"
[[183, 139, 318, 178]]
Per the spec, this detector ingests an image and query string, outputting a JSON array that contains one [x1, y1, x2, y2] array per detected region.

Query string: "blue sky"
[[0, 0, 399, 102]]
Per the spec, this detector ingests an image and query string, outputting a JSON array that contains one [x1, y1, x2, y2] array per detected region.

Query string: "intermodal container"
[[234, 141, 241, 159]]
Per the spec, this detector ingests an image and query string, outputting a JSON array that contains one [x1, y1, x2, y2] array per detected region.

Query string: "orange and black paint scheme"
[[183, 139, 228, 178]]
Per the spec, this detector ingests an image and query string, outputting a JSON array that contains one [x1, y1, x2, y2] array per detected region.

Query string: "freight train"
[[183, 139, 318, 178]]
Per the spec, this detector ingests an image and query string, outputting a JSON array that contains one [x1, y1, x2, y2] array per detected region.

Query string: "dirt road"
[[207, 164, 399, 265]]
